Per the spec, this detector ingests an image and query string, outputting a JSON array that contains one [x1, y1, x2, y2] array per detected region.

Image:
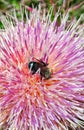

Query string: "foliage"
[[0, 0, 84, 28]]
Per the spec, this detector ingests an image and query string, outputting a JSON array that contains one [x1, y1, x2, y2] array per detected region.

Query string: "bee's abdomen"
[[40, 68, 51, 79]]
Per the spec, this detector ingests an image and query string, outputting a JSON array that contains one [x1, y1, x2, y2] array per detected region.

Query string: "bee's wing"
[[33, 57, 48, 66]]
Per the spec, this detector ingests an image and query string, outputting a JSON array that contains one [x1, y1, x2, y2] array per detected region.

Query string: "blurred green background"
[[0, 0, 84, 28]]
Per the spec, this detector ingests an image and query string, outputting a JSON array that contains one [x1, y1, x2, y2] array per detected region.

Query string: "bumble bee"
[[28, 58, 51, 79]]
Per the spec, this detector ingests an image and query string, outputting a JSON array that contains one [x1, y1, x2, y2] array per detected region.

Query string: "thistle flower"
[[0, 6, 84, 130]]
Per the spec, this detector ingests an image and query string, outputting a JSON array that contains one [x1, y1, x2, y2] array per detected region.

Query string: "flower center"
[[28, 73, 41, 86]]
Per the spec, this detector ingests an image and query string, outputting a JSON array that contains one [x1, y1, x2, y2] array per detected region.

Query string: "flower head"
[[0, 7, 84, 130]]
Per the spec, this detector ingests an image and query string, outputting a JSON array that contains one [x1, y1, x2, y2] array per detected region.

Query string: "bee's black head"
[[28, 61, 40, 74], [28, 61, 34, 70]]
